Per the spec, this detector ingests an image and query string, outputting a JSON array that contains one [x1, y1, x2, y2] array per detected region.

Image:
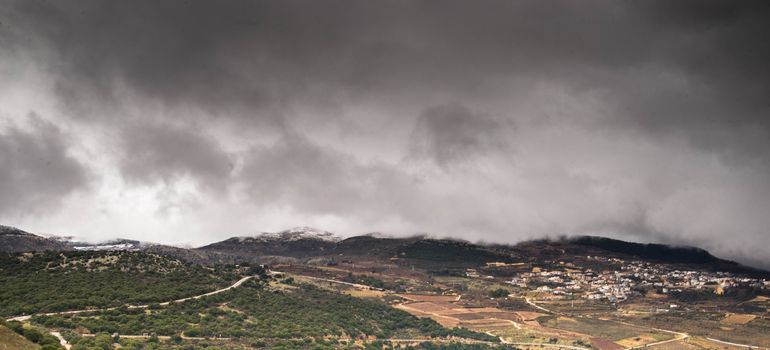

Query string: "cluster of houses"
[[486, 256, 770, 303]]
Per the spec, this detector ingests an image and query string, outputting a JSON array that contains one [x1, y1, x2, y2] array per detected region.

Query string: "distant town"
[[465, 257, 770, 304]]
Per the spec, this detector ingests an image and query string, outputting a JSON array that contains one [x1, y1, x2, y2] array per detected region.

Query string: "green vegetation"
[[0, 324, 39, 350], [69, 333, 114, 350], [569, 236, 719, 264], [63, 337, 514, 350], [2, 250, 503, 349], [0, 321, 64, 350], [34, 280, 497, 344], [0, 251, 244, 317], [401, 241, 512, 264], [488, 288, 509, 298], [342, 273, 407, 291]]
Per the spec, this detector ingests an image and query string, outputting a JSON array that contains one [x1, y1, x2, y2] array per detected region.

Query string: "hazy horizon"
[[1, 1, 770, 268]]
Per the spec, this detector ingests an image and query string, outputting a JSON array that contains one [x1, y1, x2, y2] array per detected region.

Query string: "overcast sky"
[[1, 0, 769, 266]]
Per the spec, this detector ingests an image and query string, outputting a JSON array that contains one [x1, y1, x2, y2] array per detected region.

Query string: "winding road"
[[6, 275, 255, 323], [5, 275, 256, 349], [10, 273, 768, 350]]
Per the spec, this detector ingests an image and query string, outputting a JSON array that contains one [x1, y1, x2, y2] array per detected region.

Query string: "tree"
[[93, 333, 113, 350], [171, 334, 183, 343], [22, 328, 44, 343], [488, 288, 509, 299]]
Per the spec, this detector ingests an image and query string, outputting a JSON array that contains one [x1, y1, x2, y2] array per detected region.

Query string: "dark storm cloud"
[[608, 1, 770, 166], [2, 0, 770, 265], [240, 134, 415, 218], [6, 0, 770, 133], [0, 114, 89, 215], [408, 105, 511, 168], [0, 0, 659, 114], [5, 0, 413, 124], [7, 1, 768, 126], [118, 122, 232, 190]]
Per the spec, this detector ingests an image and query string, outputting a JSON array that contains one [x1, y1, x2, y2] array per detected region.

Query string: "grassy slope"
[[0, 325, 38, 350]]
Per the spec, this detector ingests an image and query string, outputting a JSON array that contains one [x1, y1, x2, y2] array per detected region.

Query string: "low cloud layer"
[[1, 0, 769, 267]]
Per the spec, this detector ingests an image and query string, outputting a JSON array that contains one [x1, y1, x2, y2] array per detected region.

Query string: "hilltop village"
[[467, 256, 770, 304]]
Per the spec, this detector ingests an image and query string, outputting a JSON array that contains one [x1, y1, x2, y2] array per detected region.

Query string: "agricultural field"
[[624, 311, 770, 348], [394, 299, 524, 331], [3, 237, 769, 349], [722, 313, 757, 325], [538, 316, 671, 343], [535, 299, 616, 315], [271, 261, 770, 349], [683, 337, 760, 350], [644, 340, 702, 350]]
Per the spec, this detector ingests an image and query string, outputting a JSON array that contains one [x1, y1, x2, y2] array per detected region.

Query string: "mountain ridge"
[[1, 224, 766, 277], [0, 225, 69, 252]]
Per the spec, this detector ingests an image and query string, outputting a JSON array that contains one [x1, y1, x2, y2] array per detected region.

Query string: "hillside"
[[0, 324, 38, 350], [198, 227, 340, 261], [566, 236, 719, 264], [2, 223, 765, 278], [198, 229, 766, 277], [32, 278, 503, 349], [0, 226, 69, 253], [1, 225, 768, 349], [0, 251, 244, 317], [199, 228, 516, 267]]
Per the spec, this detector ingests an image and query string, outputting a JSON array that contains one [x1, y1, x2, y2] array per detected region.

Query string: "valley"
[[1, 226, 769, 349]]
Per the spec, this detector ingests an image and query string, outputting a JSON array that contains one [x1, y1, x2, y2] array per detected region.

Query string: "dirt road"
[[5, 275, 255, 323], [6, 275, 255, 350]]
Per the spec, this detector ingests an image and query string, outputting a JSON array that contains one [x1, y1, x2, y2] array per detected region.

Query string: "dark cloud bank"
[[1, 0, 769, 267]]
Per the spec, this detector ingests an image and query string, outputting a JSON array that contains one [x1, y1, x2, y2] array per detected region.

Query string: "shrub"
[[488, 288, 509, 298]]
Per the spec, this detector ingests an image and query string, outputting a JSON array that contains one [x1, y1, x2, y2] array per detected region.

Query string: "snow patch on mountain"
[[238, 226, 340, 242], [48, 235, 147, 251]]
